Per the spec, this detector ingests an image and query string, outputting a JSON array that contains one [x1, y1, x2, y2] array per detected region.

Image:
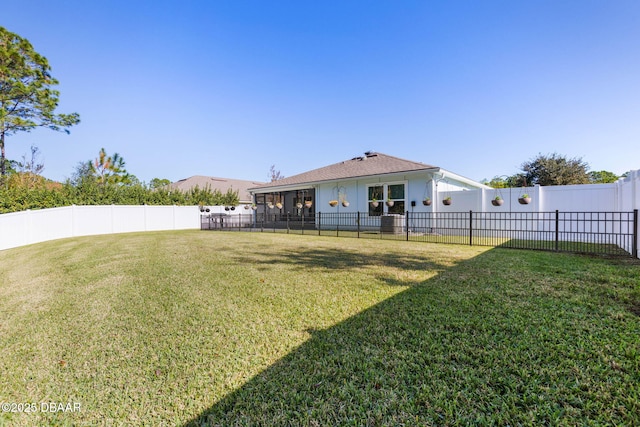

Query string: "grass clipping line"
[[0, 230, 637, 426]]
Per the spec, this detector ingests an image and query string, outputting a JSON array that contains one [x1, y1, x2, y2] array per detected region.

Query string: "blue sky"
[[4, 0, 640, 184]]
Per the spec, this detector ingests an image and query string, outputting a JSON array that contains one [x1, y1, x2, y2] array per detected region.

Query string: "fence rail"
[[200, 210, 639, 257]]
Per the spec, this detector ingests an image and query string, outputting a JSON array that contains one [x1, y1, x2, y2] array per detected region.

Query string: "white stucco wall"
[[314, 172, 477, 215]]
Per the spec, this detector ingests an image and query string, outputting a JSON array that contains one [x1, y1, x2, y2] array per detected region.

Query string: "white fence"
[[438, 171, 640, 257], [439, 170, 640, 214], [0, 205, 200, 251]]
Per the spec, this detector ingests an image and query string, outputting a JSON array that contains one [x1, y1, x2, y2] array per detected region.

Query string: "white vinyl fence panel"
[[0, 205, 200, 251]]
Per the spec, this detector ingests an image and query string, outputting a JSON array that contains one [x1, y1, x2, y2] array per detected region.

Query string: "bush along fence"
[[201, 210, 639, 258]]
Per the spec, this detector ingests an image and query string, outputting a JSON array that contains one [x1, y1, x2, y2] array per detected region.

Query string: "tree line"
[[484, 153, 625, 188], [0, 146, 239, 214]]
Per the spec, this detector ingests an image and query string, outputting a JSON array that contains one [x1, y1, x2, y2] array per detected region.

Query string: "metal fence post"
[[469, 210, 473, 246], [357, 211, 361, 238], [633, 209, 638, 258], [406, 211, 410, 241], [555, 210, 559, 252], [318, 212, 321, 236]]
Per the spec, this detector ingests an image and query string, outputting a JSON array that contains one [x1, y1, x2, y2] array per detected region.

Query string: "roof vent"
[[364, 151, 377, 157]]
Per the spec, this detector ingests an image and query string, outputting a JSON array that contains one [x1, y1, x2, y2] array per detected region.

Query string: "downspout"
[[432, 172, 446, 233], [433, 175, 438, 215], [433, 171, 446, 205], [250, 191, 256, 227]]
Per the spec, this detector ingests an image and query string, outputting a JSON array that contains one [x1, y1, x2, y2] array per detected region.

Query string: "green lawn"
[[0, 231, 638, 426]]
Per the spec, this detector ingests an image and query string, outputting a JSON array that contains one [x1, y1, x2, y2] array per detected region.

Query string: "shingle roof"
[[251, 152, 438, 190], [169, 176, 264, 202]]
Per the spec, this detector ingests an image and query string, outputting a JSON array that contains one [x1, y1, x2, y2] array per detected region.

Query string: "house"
[[169, 175, 265, 204], [248, 152, 490, 222]]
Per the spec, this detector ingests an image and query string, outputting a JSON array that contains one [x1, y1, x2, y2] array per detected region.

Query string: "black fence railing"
[[201, 210, 639, 257]]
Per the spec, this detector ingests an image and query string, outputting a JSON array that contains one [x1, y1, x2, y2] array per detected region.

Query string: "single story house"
[[170, 175, 265, 205], [248, 152, 491, 222]]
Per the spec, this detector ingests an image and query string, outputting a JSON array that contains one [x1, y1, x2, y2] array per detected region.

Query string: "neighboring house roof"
[[251, 152, 438, 190], [169, 175, 265, 202]]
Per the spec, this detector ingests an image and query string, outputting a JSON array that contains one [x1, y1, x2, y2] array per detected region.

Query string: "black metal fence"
[[201, 210, 639, 257]]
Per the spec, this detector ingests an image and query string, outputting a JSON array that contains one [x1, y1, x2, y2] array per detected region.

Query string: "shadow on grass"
[[495, 238, 632, 257], [185, 248, 639, 426], [229, 245, 451, 277]]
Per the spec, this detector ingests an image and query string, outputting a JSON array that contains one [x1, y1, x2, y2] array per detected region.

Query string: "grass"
[[0, 230, 638, 426], [224, 226, 633, 256]]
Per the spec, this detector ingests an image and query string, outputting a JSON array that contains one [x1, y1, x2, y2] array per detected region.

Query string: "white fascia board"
[[250, 184, 316, 194], [437, 169, 492, 189]]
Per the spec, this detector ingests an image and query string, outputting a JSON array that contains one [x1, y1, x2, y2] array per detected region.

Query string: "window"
[[367, 183, 406, 216], [387, 184, 405, 214], [368, 185, 384, 216]]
